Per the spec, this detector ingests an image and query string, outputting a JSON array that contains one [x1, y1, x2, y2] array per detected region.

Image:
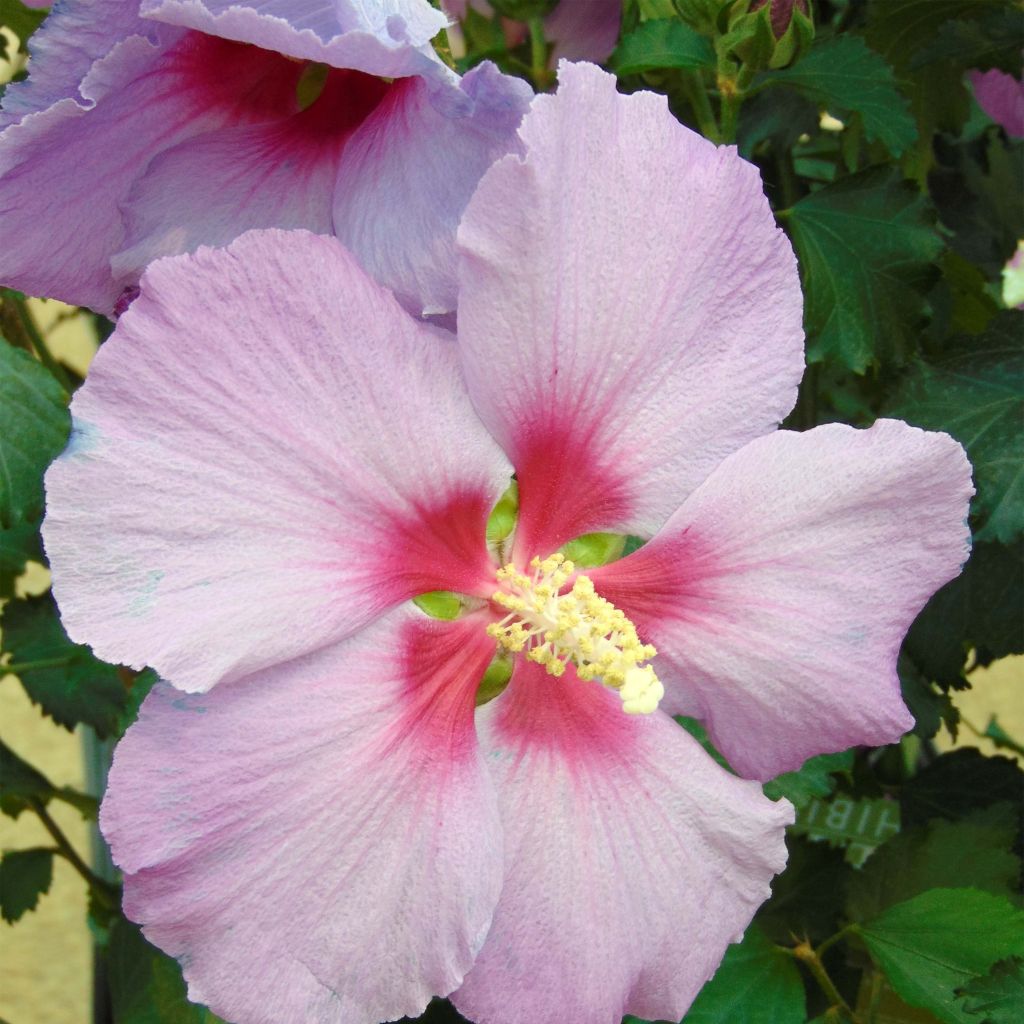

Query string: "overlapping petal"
[[44, 230, 510, 693], [0, 30, 301, 311], [457, 61, 804, 559], [140, 0, 449, 79], [103, 608, 503, 1024], [0, 0, 151, 131], [0, 1, 527, 314], [590, 420, 973, 780], [451, 660, 792, 1024], [334, 62, 531, 314]]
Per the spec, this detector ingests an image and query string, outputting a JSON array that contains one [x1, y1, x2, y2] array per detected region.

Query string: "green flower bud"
[[722, 0, 814, 71]]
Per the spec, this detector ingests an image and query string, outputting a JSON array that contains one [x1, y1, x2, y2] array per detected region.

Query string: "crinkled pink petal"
[[0, 30, 302, 311], [451, 659, 792, 1024], [111, 68, 393, 283], [545, 0, 620, 62], [102, 608, 503, 1024], [0, 0, 151, 131], [44, 230, 510, 693], [590, 420, 974, 780], [140, 0, 450, 78], [970, 69, 1024, 139], [457, 61, 803, 559], [334, 62, 531, 314]]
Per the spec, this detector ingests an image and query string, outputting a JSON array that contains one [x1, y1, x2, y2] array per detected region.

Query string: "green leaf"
[[2, 594, 131, 737], [901, 749, 1024, 829], [681, 925, 805, 1024], [982, 716, 1024, 759], [0, 737, 98, 820], [763, 749, 854, 809], [0, 737, 54, 818], [846, 808, 1021, 923], [898, 653, 958, 739], [886, 311, 1024, 543], [764, 36, 917, 156], [858, 889, 1024, 1024], [0, 847, 53, 922], [0, 337, 70, 531], [610, 19, 714, 76], [911, 9, 1024, 76], [958, 957, 1024, 1024], [785, 167, 944, 372], [107, 918, 225, 1024], [755, 835, 850, 945], [904, 541, 1024, 688]]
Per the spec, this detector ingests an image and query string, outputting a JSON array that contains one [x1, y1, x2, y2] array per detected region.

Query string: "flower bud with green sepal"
[[721, 0, 814, 72]]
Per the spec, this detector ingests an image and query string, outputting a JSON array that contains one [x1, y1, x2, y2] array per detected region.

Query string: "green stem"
[[2, 294, 73, 392], [4, 656, 75, 675], [527, 17, 551, 91], [28, 797, 118, 909], [783, 940, 860, 1022], [817, 924, 857, 960], [717, 64, 755, 145], [684, 70, 720, 142]]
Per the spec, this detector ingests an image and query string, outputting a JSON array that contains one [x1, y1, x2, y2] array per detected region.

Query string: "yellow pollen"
[[487, 553, 664, 715]]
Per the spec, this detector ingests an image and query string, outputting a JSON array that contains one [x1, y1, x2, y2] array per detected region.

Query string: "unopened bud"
[[751, 0, 809, 39]]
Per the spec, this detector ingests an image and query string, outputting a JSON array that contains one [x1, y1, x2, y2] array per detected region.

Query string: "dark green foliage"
[[0, 738, 98, 820], [957, 957, 1024, 1024], [900, 749, 1024, 830], [0, 847, 54, 922], [887, 312, 1024, 543], [0, 336, 69, 580], [846, 808, 1021, 922], [611, 19, 714, 75], [1, 593, 134, 737], [785, 168, 944, 371], [763, 36, 917, 156], [107, 919, 225, 1024], [858, 889, 1024, 1023]]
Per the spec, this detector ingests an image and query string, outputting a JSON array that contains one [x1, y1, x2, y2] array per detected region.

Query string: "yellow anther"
[[487, 555, 662, 715]]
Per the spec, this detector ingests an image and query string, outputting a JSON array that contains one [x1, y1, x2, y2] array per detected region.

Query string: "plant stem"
[[1, 293, 73, 391], [817, 924, 857, 960], [785, 938, 860, 1022], [29, 797, 118, 909], [683, 70, 721, 142], [4, 656, 75, 674], [527, 17, 551, 91]]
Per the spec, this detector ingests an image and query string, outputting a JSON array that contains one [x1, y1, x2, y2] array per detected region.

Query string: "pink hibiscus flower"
[[44, 62, 972, 1024], [970, 68, 1024, 139], [444, 0, 621, 64], [0, 0, 530, 316]]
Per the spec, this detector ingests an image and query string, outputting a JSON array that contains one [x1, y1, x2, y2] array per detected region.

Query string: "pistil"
[[487, 554, 664, 715]]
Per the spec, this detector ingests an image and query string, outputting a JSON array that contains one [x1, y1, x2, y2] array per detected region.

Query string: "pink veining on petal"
[[112, 67, 399, 281], [452, 658, 792, 1024], [511, 415, 635, 563], [103, 608, 503, 1024], [590, 420, 973, 780]]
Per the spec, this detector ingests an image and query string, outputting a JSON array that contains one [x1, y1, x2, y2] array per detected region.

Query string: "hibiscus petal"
[[0, 31, 301, 311], [451, 659, 792, 1024], [545, 0, 621, 62], [0, 0, 152, 131], [590, 420, 974, 780], [970, 69, 1024, 139], [457, 61, 804, 558], [334, 63, 531, 315], [44, 230, 510, 692], [140, 0, 450, 78], [111, 69, 391, 283], [102, 608, 503, 1024]]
